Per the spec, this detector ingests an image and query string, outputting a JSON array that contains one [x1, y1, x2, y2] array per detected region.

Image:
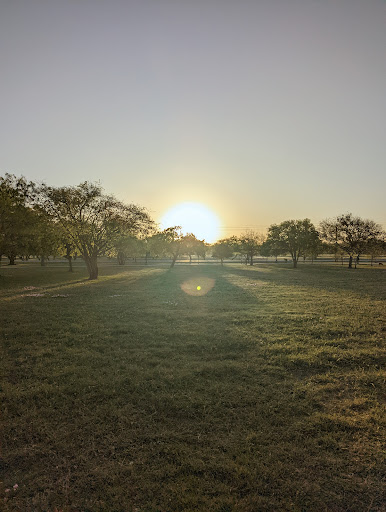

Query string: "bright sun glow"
[[160, 202, 221, 243]]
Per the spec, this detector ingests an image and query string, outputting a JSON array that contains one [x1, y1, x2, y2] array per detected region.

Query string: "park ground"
[[0, 261, 385, 512]]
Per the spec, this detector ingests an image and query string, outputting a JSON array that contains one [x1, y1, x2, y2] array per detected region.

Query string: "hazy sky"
[[1, 0, 385, 236]]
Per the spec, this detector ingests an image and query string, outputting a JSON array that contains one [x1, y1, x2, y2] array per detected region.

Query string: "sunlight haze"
[[1, 0, 385, 238], [160, 202, 221, 243]]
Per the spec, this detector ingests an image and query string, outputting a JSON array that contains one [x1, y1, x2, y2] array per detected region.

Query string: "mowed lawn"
[[1, 262, 385, 512]]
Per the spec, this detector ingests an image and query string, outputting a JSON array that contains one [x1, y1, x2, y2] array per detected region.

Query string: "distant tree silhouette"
[[260, 238, 285, 262], [266, 219, 319, 268], [181, 233, 205, 263], [212, 239, 234, 265], [320, 213, 385, 269], [160, 227, 184, 268], [237, 231, 265, 266], [30, 208, 62, 266]]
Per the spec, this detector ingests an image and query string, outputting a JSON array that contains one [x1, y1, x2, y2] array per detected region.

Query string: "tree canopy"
[[2, 174, 385, 273], [266, 219, 320, 268], [38, 182, 154, 279], [212, 239, 234, 265], [320, 213, 385, 268], [0, 174, 36, 265]]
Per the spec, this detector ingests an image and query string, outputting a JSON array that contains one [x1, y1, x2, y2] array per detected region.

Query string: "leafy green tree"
[[30, 208, 62, 266], [159, 226, 183, 268], [367, 237, 385, 266], [212, 240, 234, 265], [300, 234, 324, 263], [147, 232, 169, 259], [0, 174, 36, 265], [259, 237, 286, 262], [266, 219, 319, 268], [111, 235, 145, 265], [181, 233, 206, 263], [39, 182, 153, 279], [320, 213, 385, 269]]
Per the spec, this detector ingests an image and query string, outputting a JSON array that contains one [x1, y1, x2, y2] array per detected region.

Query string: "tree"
[[39, 182, 153, 279], [163, 227, 184, 267], [367, 237, 385, 266], [149, 226, 184, 267], [300, 235, 324, 263], [212, 239, 234, 265], [147, 232, 169, 259], [64, 241, 77, 272], [260, 237, 285, 262], [0, 174, 36, 265], [320, 213, 385, 269], [196, 239, 207, 262], [181, 233, 206, 263], [237, 231, 265, 266], [30, 208, 62, 266], [266, 219, 320, 268], [111, 235, 145, 265]]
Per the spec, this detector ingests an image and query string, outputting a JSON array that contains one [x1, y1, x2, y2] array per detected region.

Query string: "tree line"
[[1, 174, 385, 279]]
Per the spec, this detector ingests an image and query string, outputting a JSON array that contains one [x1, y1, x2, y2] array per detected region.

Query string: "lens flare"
[[181, 278, 215, 296]]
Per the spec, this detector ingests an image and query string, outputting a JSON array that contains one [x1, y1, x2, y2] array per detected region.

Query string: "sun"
[[160, 202, 221, 243]]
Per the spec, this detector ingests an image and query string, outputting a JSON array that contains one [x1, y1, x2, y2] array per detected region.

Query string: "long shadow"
[[0, 267, 165, 303], [222, 263, 386, 300], [5, 262, 383, 511]]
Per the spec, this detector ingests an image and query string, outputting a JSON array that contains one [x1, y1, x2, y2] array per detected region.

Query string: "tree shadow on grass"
[[2, 263, 384, 511], [0, 267, 166, 303], [222, 263, 386, 300]]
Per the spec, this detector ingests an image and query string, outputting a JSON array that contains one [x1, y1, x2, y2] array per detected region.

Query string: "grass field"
[[1, 261, 385, 512]]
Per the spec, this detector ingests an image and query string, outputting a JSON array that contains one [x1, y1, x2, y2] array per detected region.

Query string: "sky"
[[1, 0, 385, 239]]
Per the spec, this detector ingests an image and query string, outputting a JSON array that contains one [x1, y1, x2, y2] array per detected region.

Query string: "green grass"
[[1, 261, 385, 512]]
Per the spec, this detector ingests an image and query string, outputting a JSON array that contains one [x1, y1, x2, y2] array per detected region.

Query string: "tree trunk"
[[249, 254, 253, 266], [85, 253, 99, 279], [189, 255, 192, 264], [117, 251, 125, 265], [40, 255, 46, 266], [348, 255, 353, 268], [8, 254, 16, 265], [293, 258, 297, 268], [68, 255, 73, 272], [221, 258, 224, 266], [170, 253, 178, 268]]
